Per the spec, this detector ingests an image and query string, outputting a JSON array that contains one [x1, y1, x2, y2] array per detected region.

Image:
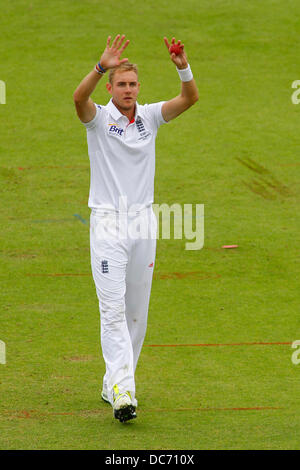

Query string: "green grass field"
[[1, 0, 300, 450]]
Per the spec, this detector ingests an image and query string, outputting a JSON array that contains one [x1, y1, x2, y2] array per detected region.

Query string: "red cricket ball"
[[169, 44, 182, 55]]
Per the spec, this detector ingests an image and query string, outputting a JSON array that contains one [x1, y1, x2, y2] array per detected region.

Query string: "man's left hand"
[[164, 37, 188, 69]]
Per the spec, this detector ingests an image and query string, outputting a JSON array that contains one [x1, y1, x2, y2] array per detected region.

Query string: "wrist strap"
[[95, 62, 107, 75], [176, 64, 193, 82]]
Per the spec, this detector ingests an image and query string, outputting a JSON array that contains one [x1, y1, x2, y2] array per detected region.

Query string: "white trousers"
[[90, 206, 157, 404]]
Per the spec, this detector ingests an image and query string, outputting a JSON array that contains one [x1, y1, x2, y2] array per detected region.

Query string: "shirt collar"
[[106, 98, 142, 122]]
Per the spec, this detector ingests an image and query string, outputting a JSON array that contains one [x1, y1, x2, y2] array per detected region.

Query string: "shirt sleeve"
[[143, 101, 168, 129], [81, 103, 102, 130]]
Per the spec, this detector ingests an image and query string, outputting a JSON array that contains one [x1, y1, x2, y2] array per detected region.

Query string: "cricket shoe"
[[101, 385, 138, 407], [112, 385, 137, 423]]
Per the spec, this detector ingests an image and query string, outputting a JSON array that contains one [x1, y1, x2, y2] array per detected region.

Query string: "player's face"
[[107, 70, 140, 112]]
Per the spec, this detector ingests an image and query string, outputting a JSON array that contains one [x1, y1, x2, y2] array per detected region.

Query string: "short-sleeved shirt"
[[82, 99, 167, 211]]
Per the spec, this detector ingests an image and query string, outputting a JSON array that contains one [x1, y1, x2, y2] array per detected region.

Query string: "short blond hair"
[[109, 62, 138, 85]]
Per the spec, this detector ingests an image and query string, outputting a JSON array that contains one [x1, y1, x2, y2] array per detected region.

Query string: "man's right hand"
[[73, 34, 130, 123], [100, 34, 130, 70]]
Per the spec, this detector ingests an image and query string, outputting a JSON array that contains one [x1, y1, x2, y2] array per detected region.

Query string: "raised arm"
[[161, 37, 199, 122], [73, 34, 130, 123]]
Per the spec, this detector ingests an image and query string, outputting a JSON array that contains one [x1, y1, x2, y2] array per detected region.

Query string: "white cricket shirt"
[[82, 99, 167, 211]]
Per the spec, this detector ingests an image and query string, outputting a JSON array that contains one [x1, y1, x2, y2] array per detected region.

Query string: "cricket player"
[[73, 34, 198, 422]]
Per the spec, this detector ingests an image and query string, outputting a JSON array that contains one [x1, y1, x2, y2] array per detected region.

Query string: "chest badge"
[[136, 118, 151, 140]]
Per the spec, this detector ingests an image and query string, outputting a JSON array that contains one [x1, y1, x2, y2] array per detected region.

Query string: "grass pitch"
[[0, 0, 300, 450]]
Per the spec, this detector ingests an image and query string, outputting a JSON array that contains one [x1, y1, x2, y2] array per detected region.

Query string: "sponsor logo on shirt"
[[108, 123, 124, 137]]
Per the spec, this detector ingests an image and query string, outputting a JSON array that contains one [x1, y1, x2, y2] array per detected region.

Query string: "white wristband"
[[176, 64, 193, 82]]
